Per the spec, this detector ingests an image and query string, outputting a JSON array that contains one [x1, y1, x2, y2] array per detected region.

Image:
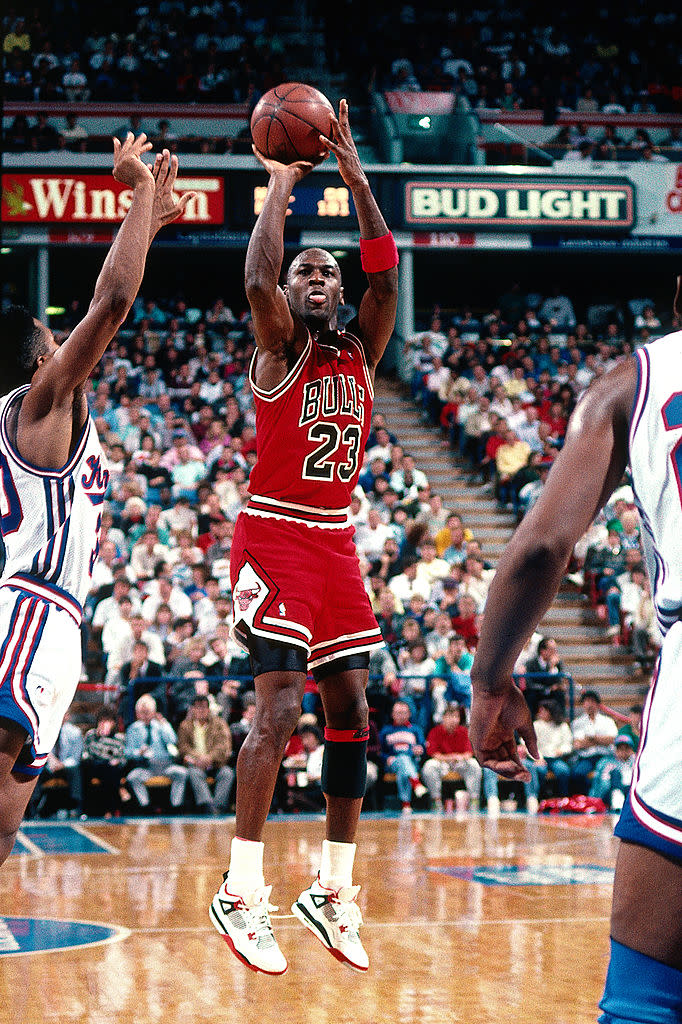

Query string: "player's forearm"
[[245, 173, 294, 295], [472, 536, 571, 694], [91, 180, 155, 319], [352, 180, 399, 292]]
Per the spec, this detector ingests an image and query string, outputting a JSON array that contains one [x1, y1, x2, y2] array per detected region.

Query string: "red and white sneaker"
[[210, 876, 287, 975], [292, 874, 369, 972]]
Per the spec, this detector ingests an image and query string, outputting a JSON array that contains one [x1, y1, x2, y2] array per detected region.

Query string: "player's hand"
[[251, 145, 316, 183], [321, 99, 367, 190], [113, 132, 154, 188], [149, 149, 197, 232], [469, 684, 539, 781]]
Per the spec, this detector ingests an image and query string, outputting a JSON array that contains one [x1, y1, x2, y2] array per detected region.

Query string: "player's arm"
[[245, 149, 313, 356], [469, 357, 637, 778], [323, 100, 398, 369]]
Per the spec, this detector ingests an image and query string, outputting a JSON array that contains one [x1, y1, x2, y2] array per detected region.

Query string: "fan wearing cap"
[[589, 733, 636, 811]]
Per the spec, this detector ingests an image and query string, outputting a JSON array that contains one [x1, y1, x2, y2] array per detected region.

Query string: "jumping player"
[[0, 136, 194, 865], [210, 99, 398, 974], [469, 280, 682, 1023]]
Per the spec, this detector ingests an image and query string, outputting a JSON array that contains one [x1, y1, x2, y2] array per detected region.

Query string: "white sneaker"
[[210, 877, 288, 975], [292, 875, 369, 972], [413, 782, 428, 799]]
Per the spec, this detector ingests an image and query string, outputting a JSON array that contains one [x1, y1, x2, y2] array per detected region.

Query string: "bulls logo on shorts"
[[232, 561, 270, 634], [235, 581, 262, 612]]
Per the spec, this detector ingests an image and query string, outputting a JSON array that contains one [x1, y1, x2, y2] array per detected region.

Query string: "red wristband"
[[360, 232, 399, 273]]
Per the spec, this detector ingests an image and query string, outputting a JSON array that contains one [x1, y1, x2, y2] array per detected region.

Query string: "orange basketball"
[[250, 82, 334, 164]]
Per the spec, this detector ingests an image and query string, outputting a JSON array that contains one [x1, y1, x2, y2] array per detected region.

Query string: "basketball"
[[250, 83, 334, 165]]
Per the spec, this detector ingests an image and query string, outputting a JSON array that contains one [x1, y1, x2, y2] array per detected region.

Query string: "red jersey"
[[246, 322, 373, 527]]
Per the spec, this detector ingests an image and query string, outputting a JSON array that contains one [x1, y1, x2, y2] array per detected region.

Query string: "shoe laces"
[[228, 884, 280, 946], [328, 884, 363, 931]]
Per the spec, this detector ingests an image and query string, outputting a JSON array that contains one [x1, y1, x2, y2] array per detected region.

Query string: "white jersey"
[[618, 330, 682, 855], [0, 384, 108, 624], [629, 331, 682, 637]]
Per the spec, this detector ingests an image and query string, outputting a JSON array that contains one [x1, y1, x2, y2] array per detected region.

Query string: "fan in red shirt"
[[421, 703, 482, 811]]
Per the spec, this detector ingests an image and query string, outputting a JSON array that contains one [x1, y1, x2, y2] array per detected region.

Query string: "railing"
[[77, 669, 578, 722]]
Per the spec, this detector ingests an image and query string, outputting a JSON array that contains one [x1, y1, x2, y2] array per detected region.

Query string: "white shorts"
[[616, 620, 682, 860], [0, 586, 81, 775]]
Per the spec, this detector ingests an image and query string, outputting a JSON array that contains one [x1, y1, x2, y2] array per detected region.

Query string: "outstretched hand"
[[469, 685, 539, 781], [149, 148, 197, 231], [320, 99, 366, 189], [251, 144, 316, 183], [112, 132, 154, 188]]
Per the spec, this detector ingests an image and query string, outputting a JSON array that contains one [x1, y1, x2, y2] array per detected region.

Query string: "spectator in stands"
[[451, 593, 481, 649], [532, 700, 573, 797], [119, 638, 167, 726], [62, 57, 90, 101], [33, 711, 84, 818], [60, 112, 88, 150], [229, 691, 256, 761], [81, 708, 127, 817], [177, 694, 234, 814], [282, 724, 326, 812], [523, 636, 568, 716], [570, 690, 619, 792], [379, 701, 427, 815], [539, 287, 577, 330], [124, 694, 188, 811], [396, 640, 436, 735], [590, 733, 636, 810], [3, 17, 30, 53], [431, 634, 473, 718], [422, 703, 482, 811]]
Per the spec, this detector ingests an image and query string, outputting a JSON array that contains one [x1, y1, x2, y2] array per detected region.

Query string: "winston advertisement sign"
[[1, 174, 224, 224]]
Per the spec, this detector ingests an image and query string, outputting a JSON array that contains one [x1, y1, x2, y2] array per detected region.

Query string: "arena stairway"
[[373, 377, 651, 716]]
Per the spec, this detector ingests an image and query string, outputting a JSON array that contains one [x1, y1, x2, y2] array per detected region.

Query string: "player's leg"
[[0, 720, 40, 866], [292, 658, 370, 971], [599, 841, 682, 1022], [210, 635, 306, 975]]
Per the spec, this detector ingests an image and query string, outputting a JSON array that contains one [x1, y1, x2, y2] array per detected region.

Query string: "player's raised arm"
[[25, 133, 156, 413], [323, 99, 398, 369], [245, 148, 314, 355], [469, 358, 637, 778]]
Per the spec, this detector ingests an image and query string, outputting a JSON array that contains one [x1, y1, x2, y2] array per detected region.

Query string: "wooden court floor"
[[0, 812, 617, 1024]]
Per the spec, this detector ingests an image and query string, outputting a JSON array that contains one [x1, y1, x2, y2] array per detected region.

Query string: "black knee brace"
[[321, 725, 369, 799], [248, 632, 308, 678], [312, 652, 369, 683]]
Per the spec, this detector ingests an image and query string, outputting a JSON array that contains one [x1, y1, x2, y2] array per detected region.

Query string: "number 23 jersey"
[[247, 321, 373, 522]]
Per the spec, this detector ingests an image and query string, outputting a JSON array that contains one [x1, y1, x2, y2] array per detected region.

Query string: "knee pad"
[[599, 939, 682, 1023], [321, 726, 369, 799], [247, 631, 308, 678], [312, 653, 369, 683]]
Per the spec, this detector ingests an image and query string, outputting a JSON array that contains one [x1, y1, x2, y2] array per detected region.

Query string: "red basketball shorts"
[[230, 511, 384, 670]]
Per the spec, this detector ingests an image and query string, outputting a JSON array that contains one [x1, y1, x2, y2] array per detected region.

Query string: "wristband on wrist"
[[360, 232, 399, 273]]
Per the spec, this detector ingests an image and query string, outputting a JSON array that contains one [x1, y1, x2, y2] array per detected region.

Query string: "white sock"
[[319, 839, 356, 891], [226, 837, 265, 893]]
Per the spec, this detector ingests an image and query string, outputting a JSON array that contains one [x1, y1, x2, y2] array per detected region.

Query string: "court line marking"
[[13, 832, 43, 857], [71, 822, 121, 855], [0, 917, 131, 958]]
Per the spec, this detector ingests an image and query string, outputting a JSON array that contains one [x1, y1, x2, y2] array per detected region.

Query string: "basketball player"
[[469, 280, 682, 1022], [210, 99, 398, 974], [0, 136, 194, 865]]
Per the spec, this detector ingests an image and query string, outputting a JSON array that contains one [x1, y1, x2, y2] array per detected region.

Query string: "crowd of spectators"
[[2, 3, 289, 106], [376, 0, 682, 117], [18, 271, 660, 819]]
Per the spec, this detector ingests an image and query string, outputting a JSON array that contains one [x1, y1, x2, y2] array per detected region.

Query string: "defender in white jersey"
[[0, 136, 194, 866], [468, 278, 682, 1023]]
